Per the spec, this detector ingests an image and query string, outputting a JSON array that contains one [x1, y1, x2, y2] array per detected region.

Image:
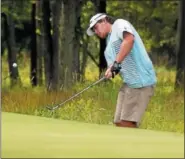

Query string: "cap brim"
[[86, 27, 95, 36], [86, 14, 107, 36]]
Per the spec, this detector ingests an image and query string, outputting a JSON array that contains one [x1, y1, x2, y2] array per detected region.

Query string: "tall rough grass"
[[1, 55, 184, 133]]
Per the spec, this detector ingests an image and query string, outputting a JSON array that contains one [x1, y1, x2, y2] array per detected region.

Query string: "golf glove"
[[111, 61, 121, 78]]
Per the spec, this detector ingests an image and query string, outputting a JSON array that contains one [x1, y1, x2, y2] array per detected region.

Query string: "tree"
[[50, 0, 62, 90], [1, 13, 7, 56], [6, 1, 21, 87], [80, 1, 97, 81], [30, 2, 37, 86], [1, 0, 32, 55], [35, 0, 43, 86], [41, 0, 53, 90], [93, 0, 107, 77], [175, 0, 185, 88], [59, 0, 82, 89]]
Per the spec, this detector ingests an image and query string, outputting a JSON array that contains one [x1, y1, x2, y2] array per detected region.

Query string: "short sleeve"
[[114, 19, 134, 40]]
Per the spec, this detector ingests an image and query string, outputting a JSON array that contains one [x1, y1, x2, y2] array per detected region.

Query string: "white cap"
[[86, 13, 107, 36]]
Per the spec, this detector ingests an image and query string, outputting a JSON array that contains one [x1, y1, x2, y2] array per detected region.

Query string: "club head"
[[45, 106, 54, 111]]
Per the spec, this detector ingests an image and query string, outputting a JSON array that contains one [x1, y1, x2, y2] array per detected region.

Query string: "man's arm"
[[115, 32, 134, 63], [105, 32, 134, 79]]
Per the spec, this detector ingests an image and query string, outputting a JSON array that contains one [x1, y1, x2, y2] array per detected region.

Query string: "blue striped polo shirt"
[[104, 19, 157, 88]]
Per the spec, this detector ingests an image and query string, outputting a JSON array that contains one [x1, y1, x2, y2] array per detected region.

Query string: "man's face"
[[92, 20, 108, 39]]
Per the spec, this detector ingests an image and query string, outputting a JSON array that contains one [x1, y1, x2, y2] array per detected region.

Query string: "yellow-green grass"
[[1, 55, 184, 133], [2, 112, 184, 158]]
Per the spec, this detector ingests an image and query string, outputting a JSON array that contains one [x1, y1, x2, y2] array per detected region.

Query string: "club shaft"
[[51, 77, 106, 110]]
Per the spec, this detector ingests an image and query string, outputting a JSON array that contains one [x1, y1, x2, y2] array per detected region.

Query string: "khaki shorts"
[[114, 84, 154, 126]]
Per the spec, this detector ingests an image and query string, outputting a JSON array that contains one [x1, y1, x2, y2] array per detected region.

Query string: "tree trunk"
[[6, 1, 21, 87], [73, 3, 82, 82], [175, 0, 185, 89], [1, 13, 7, 56], [152, 0, 157, 8], [41, 0, 53, 90], [78, 1, 89, 82], [59, 0, 82, 89], [36, 0, 43, 86], [94, 0, 107, 77], [50, 0, 62, 90], [30, 2, 37, 86]]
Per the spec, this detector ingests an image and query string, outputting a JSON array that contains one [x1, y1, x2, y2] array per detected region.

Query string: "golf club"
[[46, 76, 106, 111]]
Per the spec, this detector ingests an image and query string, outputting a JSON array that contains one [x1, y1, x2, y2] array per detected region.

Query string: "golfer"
[[87, 13, 157, 128]]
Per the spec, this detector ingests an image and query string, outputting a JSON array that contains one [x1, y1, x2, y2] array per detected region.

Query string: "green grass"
[[1, 54, 184, 133], [2, 112, 184, 158]]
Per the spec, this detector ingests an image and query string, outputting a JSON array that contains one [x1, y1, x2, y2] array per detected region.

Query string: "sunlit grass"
[[2, 112, 184, 158], [1, 55, 184, 133]]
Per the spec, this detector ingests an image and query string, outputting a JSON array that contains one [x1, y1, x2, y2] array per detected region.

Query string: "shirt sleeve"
[[115, 19, 134, 40]]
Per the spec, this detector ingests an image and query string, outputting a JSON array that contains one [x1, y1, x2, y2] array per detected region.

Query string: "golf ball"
[[12, 63, 17, 67]]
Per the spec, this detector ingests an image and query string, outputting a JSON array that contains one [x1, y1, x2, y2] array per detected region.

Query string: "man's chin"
[[99, 35, 106, 39]]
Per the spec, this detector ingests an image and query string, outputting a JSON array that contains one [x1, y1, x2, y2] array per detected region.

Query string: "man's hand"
[[105, 64, 113, 79], [105, 61, 121, 79], [111, 61, 121, 78]]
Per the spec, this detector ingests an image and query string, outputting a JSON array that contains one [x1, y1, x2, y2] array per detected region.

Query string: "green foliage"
[[80, 1, 100, 58], [1, 0, 32, 28], [1, 0, 179, 65], [106, 1, 179, 53]]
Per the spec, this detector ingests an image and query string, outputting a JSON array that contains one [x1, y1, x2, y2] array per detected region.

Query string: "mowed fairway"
[[2, 112, 184, 158]]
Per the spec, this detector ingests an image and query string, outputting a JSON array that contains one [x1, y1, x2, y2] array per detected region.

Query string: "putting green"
[[2, 112, 184, 158]]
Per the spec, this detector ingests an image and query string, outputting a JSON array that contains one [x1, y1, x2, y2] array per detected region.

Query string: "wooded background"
[[1, 0, 184, 90]]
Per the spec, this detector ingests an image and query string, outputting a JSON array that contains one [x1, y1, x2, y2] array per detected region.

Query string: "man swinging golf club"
[[87, 13, 157, 128]]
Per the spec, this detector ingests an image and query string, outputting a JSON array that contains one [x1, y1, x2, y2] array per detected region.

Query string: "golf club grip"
[[51, 77, 106, 110]]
